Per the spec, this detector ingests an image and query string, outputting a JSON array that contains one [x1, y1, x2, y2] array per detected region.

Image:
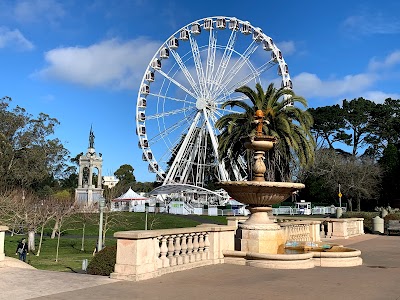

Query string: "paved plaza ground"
[[0, 234, 399, 300]]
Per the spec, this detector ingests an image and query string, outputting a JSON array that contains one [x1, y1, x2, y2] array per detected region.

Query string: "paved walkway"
[[1, 234, 399, 300]]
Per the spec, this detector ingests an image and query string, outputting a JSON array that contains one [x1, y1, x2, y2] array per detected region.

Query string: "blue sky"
[[1, 0, 400, 182]]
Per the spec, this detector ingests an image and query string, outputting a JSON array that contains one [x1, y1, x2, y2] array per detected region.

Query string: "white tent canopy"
[[113, 187, 148, 201]]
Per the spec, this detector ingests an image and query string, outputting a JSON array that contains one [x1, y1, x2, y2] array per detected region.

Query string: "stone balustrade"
[[111, 224, 236, 281], [276, 217, 364, 239], [0, 226, 8, 261], [227, 216, 322, 243], [227, 215, 365, 240], [278, 221, 321, 242]]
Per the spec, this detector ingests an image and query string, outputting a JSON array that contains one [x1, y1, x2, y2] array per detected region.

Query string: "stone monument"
[[75, 126, 104, 207]]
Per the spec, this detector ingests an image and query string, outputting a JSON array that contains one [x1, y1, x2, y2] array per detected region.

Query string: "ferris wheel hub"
[[196, 98, 207, 110]]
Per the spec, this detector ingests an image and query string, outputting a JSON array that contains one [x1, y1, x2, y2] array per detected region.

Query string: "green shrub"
[[341, 212, 400, 233], [384, 213, 400, 222], [87, 245, 117, 276]]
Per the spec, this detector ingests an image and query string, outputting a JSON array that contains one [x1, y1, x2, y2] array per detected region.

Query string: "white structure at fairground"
[[111, 187, 150, 212], [102, 176, 119, 189], [75, 126, 104, 206]]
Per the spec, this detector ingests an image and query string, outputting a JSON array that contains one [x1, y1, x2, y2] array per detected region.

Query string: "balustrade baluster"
[[168, 235, 176, 266], [204, 232, 210, 259], [193, 233, 200, 261], [160, 235, 169, 268], [181, 234, 189, 264], [198, 232, 204, 260], [320, 223, 325, 238], [175, 234, 183, 265], [187, 233, 194, 263]]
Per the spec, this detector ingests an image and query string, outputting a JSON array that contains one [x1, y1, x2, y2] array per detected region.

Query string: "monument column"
[[75, 126, 104, 207], [97, 167, 102, 188], [78, 169, 83, 188], [88, 165, 93, 188]]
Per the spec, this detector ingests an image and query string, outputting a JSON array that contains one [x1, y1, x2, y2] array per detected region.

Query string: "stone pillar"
[[111, 237, 159, 281], [332, 220, 348, 238], [203, 227, 235, 263], [359, 219, 365, 234], [0, 226, 8, 261], [309, 221, 321, 242]]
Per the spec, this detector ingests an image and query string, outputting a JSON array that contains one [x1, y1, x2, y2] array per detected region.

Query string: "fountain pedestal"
[[238, 207, 285, 254]]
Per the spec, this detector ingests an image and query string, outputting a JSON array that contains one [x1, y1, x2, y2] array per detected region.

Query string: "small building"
[[111, 187, 149, 212], [295, 200, 312, 215], [102, 176, 119, 189]]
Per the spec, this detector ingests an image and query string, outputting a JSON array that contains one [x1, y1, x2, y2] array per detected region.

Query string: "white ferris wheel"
[[136, 16, 292, 200]]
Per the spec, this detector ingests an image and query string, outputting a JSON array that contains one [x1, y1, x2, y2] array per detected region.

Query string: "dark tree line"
[[0, 96, 69, 194], [304, 97, 400, 210]]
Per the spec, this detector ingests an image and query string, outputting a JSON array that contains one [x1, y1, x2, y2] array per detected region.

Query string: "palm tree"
[[216, 82, 315, 182]]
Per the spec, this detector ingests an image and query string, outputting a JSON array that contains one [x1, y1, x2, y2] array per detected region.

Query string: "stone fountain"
[[218, 110, 362, 269], [218, 109, 305, 254]]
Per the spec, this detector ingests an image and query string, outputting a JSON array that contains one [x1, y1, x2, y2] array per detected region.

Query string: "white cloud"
[[368, 50, 400, 71], [361, 91, 400, 103], [35, 38, 161, 89], [292, 50, 400, 102], [0, 26, 34, 50], [293, 72, 376, 98], [276, 41, 295, 56], [13, 0, 65, 24]]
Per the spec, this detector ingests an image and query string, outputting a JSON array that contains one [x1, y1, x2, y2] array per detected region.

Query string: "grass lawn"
[[63, 212, 202, 236], [5, 212, 204, 272], [5, 235, 102, 272]]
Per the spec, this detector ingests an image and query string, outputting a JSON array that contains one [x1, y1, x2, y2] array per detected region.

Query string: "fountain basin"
[[244, 135, 277, 151], [223, 245, 362, 269], [217, 181, 305, 206], [312, 246, 362, 267]]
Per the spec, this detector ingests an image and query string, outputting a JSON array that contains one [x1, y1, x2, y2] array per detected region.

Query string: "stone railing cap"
[[279, 220, 321, 226], [277, 217, 364, 222], [114, 224, 236, 239], [0, 226, 9, 231]]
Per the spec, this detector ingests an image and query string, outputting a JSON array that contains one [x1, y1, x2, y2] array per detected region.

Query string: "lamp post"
[[97, 196, 106, 252], [145, 203, 149, 230]]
